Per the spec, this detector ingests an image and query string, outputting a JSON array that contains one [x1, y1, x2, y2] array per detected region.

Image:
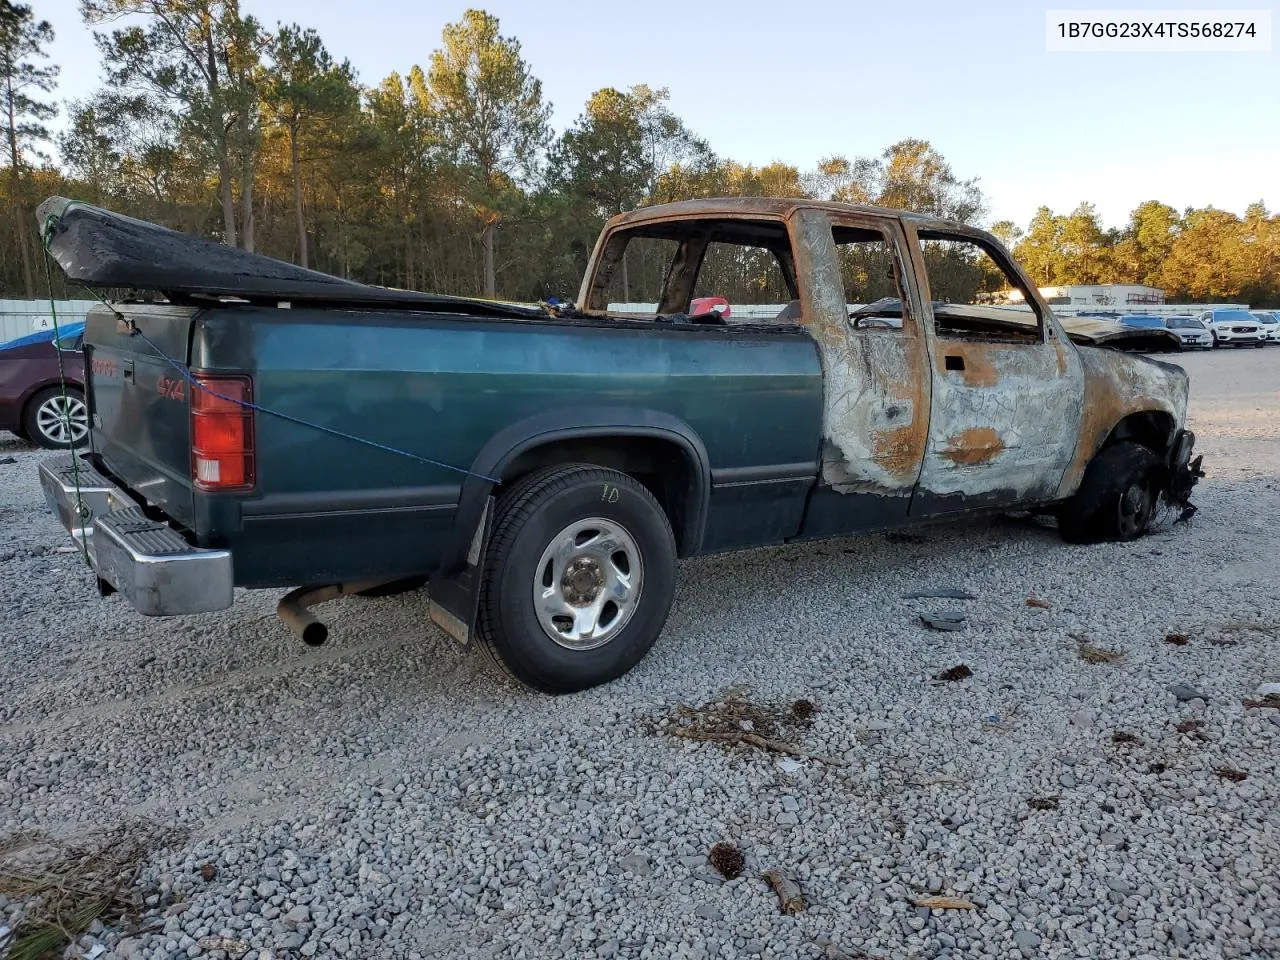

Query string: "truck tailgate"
[[85, 303, 201, 530]]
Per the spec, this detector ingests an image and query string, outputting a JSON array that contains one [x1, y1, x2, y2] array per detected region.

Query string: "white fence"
[[1054, 303, 1249, 318], [0, 298, 99, 344]]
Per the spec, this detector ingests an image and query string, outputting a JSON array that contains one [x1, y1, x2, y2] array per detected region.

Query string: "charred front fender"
[[1058, 348, 1190, 499]]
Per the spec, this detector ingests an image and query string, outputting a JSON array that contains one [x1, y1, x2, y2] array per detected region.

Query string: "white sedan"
[[1165, 315, 1213, 350], [1250, 311, 1279, 343]]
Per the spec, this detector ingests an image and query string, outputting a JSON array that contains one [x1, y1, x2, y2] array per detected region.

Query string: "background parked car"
[[1250, 311, 1279, 342], [1117, 314, 1168, 330], [1200, 308, 1265, 348], [1165, 315, 1213, 349], [0, 322, 88, 448]]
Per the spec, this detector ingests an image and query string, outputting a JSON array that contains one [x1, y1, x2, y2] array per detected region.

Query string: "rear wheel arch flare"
[[441, 409, 712, 575], [496, 433, 704, 556]]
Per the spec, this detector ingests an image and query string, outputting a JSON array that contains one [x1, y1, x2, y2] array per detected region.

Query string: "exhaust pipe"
[[276, 579, 399, 646]]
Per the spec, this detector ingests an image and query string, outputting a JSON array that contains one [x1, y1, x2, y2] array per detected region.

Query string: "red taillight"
[[191, 374, 255, 491]]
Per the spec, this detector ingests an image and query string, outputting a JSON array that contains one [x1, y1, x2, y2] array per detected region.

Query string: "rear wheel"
[[1058, 441, 1161, 544], [24, 386, 88, 450], [476, 463, 677, 693]]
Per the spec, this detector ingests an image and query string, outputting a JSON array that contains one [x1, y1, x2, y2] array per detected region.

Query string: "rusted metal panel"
[[607, 198, 972, 235], [894, 215, 1088, 505], [915, 332, 1085, 501], [612, 199, 805, 225], [1057, 348, 1188, 496], [789, 208, 930, 496], [940, 426, 1005, 466], [819, 333, 929, 494]]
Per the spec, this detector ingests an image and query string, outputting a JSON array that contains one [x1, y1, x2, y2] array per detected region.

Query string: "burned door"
[[789, 208, 932, 536], [905, 227, 1084, 516]]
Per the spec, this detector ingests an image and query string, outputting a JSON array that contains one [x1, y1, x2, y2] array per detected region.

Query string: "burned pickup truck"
[[37, 196, 1201, 693]]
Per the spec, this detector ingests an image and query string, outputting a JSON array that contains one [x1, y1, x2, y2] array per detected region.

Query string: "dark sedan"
[[1116, 314, 1168, 329], [0, 322, 88, 448]]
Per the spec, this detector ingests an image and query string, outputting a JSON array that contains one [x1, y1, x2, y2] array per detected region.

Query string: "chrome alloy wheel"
[[532, 518, 644, 650], [36, 393, 89, 446]]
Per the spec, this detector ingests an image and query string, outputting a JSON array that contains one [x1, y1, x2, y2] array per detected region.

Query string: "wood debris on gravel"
[[654, 693, 847, 766]]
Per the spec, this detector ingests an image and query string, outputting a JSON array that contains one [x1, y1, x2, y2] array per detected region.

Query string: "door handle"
[[945, 354, 965, 371]]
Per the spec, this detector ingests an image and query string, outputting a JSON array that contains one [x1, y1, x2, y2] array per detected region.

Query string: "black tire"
[[476, 463, 677, 694], [1058, 441, 1161, 544], [23, 386, 89, 450]]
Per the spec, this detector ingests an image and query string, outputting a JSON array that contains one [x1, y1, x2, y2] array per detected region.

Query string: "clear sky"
[[34, 0, 1279, 230]]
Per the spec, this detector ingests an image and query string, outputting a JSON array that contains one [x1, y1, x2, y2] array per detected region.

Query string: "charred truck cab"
[[36, 196, 1201, 693]]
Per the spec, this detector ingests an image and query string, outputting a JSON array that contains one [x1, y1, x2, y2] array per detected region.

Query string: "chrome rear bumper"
[[38, 454, 233, 616]]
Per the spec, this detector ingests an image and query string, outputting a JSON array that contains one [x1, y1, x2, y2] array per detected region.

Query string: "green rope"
[[40, 219, 91, 566]]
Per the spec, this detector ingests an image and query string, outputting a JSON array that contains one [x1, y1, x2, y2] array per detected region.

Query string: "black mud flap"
[[428, 496, 494, 646]]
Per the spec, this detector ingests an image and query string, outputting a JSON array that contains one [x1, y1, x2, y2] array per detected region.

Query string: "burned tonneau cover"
[[35, 197, 544, 319]]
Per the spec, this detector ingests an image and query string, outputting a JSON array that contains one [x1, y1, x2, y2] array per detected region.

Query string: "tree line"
[[2, 1, 1276, 307], [1000, 201, 1278, 306]]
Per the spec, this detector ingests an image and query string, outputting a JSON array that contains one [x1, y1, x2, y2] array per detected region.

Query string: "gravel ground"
[[1, 347, 1277, 960]]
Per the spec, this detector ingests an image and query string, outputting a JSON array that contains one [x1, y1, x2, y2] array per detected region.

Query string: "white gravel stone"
[[1, 350, 1278, 960]]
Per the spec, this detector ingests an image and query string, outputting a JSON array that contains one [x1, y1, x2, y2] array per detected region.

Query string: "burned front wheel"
[[1058, 441, 1161, 544], [476, 464, 677, 693]]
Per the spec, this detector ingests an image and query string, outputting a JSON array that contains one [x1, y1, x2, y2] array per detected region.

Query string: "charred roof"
[[607, 197, 975, 234]]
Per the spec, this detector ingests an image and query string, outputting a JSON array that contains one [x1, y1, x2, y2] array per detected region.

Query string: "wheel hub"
[[1117, 478, 1154, 538], [1123, 485, 1146, 512], [562, 558, 605, 606], [36, 394, 89, 446], [532, 517, 644, 651]]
